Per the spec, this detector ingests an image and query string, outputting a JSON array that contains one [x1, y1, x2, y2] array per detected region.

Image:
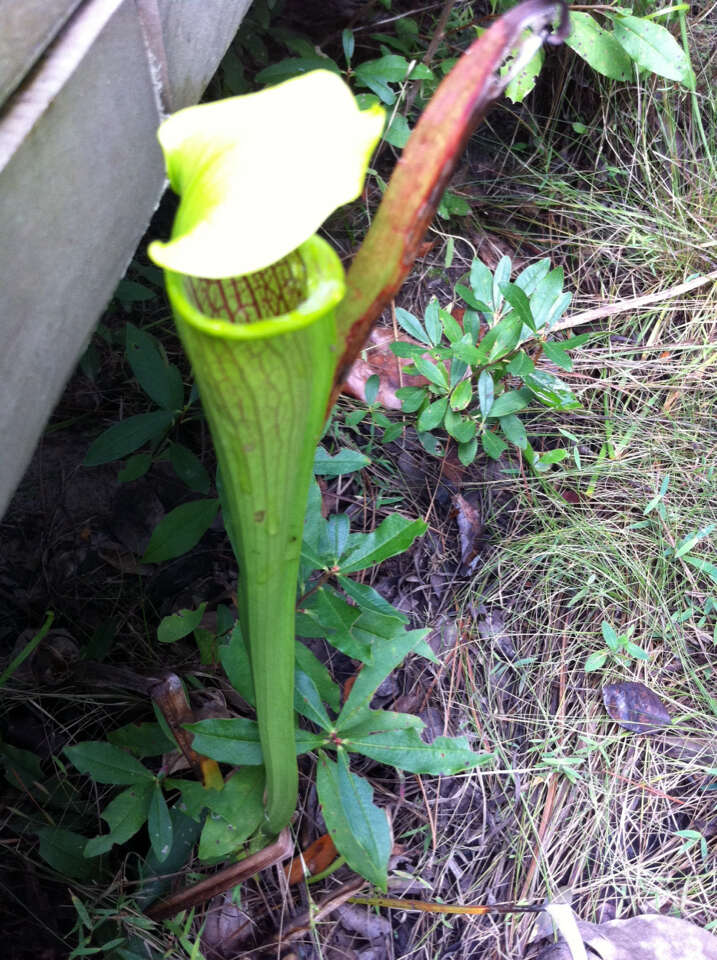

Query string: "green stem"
[[164, 236, 345, 833]]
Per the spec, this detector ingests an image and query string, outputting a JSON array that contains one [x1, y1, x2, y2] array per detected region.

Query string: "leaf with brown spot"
[[602, 681, 671, 735]]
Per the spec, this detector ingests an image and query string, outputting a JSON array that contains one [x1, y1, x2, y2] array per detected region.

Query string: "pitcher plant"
[[148, 0, 569, 836]]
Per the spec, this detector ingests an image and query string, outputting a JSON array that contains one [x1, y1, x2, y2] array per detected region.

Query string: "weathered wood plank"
[[0, 0, 253, 518], [0, 0, 165, 516], [0, 0, 84, 105]]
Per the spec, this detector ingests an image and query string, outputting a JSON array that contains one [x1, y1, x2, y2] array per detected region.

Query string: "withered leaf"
[[602, 681, 671, 735]]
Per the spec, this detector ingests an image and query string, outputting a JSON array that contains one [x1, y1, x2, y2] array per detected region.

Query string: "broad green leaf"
[[500, 282, 535, 331], [108, 723, 175, 758], [584, 651, 608, 673], [157, 602, 207, 644], [148, 784, 173, 862], [481, 430, 508, 460], [339, 515, 427, 573], [84, 784, 153, 857], [136, 809, 202, 910], [295, 670, 333, 730], [255, 57, 342, 86], [185, 769, 264, 860], [339, 709, 424, 738], [337, 629, 429, 731], [515, 258, 551, 296], [458, 437, 478, 466], [455, 284, 491, 313], [317, 751, 390, 889], [64, 742, 154, 785], [36, 828, 97, 881], [296, 640, 341, 712], [538, 448, 568, 465], [118, 453, 152, 483], [413, 356, 448, 390], [500, 414, 527, 449], [542, 340, 573, 371], [565, 12, 632, 81], [530, 267, 564, 330], [323, 514, 351, 563], [345, 728, 482, 775], [168, 442, 210, 493], [469, 259, 493, 306], [487, 314, 523, 362], [450, 379, 472, 411], [417, 397, 448, 432], [314, 446, 371, 477], [396, 385, 428, 412], [612, 15, 689, 82], [488, 390, 529, 419], [394, 308, 430, 345], [337, 576, 408, 624], [492, 256, 512, 309], [354, 55, 411, 103], [477, 369, 494, 418], [443, 410, 475, 444], [525, 371, 580, 411], [506, 351, 534, 378], [125, 324, 184, 411], [1, 742, 42, 790], [440, 308, 463, 343], [84, 411, 174, 466], [187, 718, 326, 764], [148, 71, 384, 277], [219, 622, 255, 705], [424, 299, 442, 346], [504, 45, 543, 103], [142, 499, 219, 563], [683, 555, 717, 585], [384, 112, 412, 147]]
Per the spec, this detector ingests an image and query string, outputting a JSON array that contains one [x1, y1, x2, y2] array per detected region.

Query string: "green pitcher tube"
[[163, 236, 345, 833]]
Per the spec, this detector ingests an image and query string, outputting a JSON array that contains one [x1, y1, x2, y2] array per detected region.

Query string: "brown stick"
[[330, 0, 569, 405], [146, 828, 293, 921]]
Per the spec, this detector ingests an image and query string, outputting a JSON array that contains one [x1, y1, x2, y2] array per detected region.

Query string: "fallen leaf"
[[602, 681, 671, 735], [344, 328, 427, 410], [453, 494, 485, 573], [535, 913, 717, 960], [338, 903, 392, 940], [285, 833, 338, 885]]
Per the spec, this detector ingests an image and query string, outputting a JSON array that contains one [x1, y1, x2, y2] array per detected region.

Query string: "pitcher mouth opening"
[[164, 235, 345, 342]]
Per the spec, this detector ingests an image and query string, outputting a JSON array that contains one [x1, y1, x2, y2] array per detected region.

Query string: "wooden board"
[[0, 0, 251, 516], [0, 0, 84, 104]]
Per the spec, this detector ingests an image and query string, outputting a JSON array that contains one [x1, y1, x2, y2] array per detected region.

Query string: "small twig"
[[348, 894, 544, 915], [263, 876, 367, 948], [551, 268, 717, 333], [146, 829, 293, 922]]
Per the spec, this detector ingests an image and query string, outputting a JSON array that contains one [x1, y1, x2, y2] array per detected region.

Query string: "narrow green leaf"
[[515, 258, 551, 296], [455, 284, 491, 313], [337, 629, 428, 731], [107, 723, 175, 758], [337, 576, 407, 624], [295, 670, 333, 731], [148, 785, 173, 862], [440, 308, 463, 343], [295, 640, 341, 713], [64, 742, 154, 785], [584, 651, 608, 673], [481, 430, 508, 460], [317, 751, 390, 889], [450, 379, 472, 411], [142, 499, 219, 563], [396, 385, 428, 413], [542, 340, 573, 371], [457, 437, 478, 466], [345, 728, 482, 775], [118, 453, 152, 483], [187, 717, 325, 765], [126, 324, 184, 411], [157, 603, 207, 644], [477, 369, 494, 418], [565, 12, 632, 81], [394, 307, 431, 345], [469, 258, 493, 305], [612, 15, 689, 82], [168, 442, 210, 493], [487, 314, 522, 361], [424, 299, 442, 346], [84, 411, 174, 466], [314, 446, 371, 477], [36, 828, 97, 881], [413, 356, 448, 390], [219, 622, 255, 705], [417, 397, 448, 432], [525, 371, 580, 411], [339, 515, 427, 573], [488, 390, 529, 419], [499, 282, 535, 331], [530, 267, 564, 330], [255, 56, 342, 86], [500, 414, 527, 449], [84, 784, 153, 857], [339, 708, 424, 738]]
